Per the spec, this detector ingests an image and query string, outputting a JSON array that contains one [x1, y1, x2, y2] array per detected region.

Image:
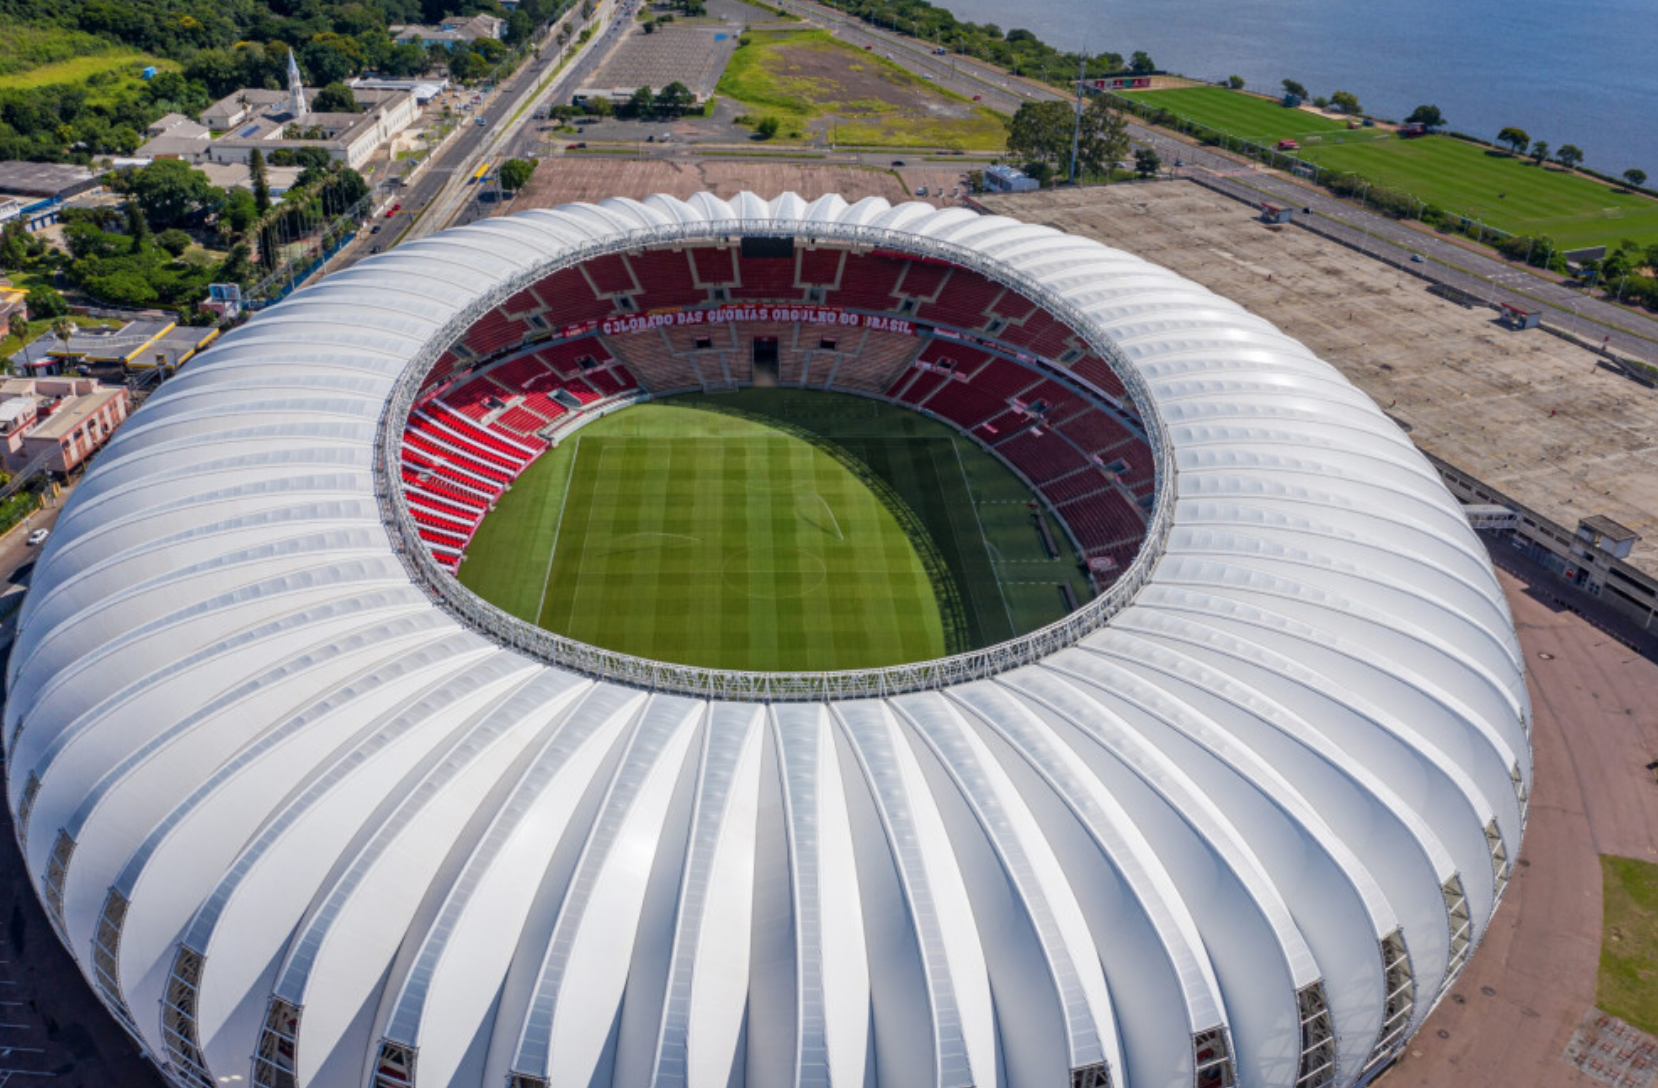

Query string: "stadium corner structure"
[[3, 191, 1531, 1088]]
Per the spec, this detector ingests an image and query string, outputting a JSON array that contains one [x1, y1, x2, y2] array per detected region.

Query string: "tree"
[[1330, 89, 1362, 115], [1005, 100, 1072, 172], [1075, 97, 1130, 180], [250, 148, 272, 215], [1281, 79, 1308, 100], [7, 311, 27, 346], [626, 85, 656, 119], [755, 115, 781, 140], [1625, 169, 1648, 190], [1134, 147, 1161, 178], [128, 159, 218, 228], [1556, 144, 1584, 169], [1530, 139, 1550, 165], [499, 157, 539, 192], [1226, 75, 1244, 90], [1496, 126, 1530, 155], [157, 228, 193, 257], [24, 285, 68, 319], [1129, 51, 1155, 74], [124, 199, 151, 254], [656, 81, 695, 118], [51, 317, 75, 357], [311, 82, 360, 114], [641, 17, 656, 32], [1405, 104, 1444, 131]]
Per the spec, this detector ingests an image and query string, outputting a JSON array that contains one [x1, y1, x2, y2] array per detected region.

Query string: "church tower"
[[286, 50, 308, 119]]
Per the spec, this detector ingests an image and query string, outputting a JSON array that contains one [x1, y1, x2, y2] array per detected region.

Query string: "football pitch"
[[1125, 86, 1658, 250], [458, 389, 1093, 672]]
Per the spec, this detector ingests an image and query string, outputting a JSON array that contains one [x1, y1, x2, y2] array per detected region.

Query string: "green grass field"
[[717, 28, 1008, 150], [1126, 86, 1658, 250], [1600, 855, 1658, 1034], [459, 390, 1090, 671], [1129, 86, 1382, 146], [0, 50, 173, 91]]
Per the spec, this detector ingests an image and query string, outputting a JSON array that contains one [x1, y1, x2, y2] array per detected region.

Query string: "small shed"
[[1260, 203, 1293, 224], [1498, 301, 1540, 330]]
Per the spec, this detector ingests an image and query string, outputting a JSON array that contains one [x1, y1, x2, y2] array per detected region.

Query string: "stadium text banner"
[[601, 307, 917, 337]]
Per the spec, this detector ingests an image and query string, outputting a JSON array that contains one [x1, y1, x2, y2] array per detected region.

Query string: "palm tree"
[[5, 310, 27, 375], [51, 317, 76, 365]]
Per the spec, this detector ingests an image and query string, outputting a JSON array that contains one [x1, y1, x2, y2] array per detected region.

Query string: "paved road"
[[331, 0, 630, 264]]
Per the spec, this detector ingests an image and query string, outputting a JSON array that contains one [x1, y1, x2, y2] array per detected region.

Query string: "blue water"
[[937, 0, 1657, 173]]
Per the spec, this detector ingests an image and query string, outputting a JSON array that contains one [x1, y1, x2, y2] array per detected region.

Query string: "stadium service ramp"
[[4, 192, 1530, 1088]]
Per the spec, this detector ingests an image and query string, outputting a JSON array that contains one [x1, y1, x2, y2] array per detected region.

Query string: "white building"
[[983, 163, 1041, 192], [150, 57, 420, 171], [7, 193, 1529, 1088]]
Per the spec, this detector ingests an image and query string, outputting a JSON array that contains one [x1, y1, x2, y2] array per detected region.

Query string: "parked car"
[[972, 94, 982, 101], [916, 186, 927, 196], [27, 528, 49, 546]]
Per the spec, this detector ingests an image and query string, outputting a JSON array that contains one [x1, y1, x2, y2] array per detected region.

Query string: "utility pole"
[[1069, 52, 1086, 185]]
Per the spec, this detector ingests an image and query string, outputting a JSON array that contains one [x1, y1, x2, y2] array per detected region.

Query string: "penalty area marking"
[[534, 435, 582, 630]]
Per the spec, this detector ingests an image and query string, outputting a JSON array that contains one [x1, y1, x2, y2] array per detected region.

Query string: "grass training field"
[[459, 389, 1091, 672], [1128, 86, 1382, 146], [716, 28, 1007, 150], [1599, 855, 1658, 1034], [1126, 86, 1658, 250]]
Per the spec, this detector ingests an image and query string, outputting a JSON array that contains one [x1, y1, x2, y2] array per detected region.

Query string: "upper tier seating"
[[825, 254, 906, 312], [916, 271, 1001, 328], [630, 249, 706, 310]]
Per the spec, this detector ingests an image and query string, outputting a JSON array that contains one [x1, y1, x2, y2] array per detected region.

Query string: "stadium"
[[4, 192, 1531, 1088]]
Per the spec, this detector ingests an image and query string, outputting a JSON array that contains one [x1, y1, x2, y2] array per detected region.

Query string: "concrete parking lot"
[[983, 181, 1658, 579]]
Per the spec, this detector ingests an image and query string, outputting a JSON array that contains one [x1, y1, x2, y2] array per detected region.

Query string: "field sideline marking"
[[949, 437, 1016, 636], [534, 435, 582, 629]]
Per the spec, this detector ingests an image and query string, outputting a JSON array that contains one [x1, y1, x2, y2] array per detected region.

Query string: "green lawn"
[[459, 389, 1089, 671], [1600, 855, 1658, 1034], [1309, 139, 1658, 251], [1126, 86, 1658, 250], [0, 50, 172, 90], [1128, 86, 1384, 146], [717, 28, 1008, 150]]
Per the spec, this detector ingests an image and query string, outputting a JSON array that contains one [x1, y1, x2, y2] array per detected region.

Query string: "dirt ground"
[[508, 156, 919, 207], [723, 30, 1004, 148], [1384, 552, 1658, 1088]]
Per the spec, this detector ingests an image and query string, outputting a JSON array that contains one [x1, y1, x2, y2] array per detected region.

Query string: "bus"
[[470, 162, 490, 185]]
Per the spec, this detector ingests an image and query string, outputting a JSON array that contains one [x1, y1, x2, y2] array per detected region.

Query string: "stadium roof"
[[4, 192, 1530, 1088]]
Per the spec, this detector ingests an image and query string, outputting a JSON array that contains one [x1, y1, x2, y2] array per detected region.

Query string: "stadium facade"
[[4, 192, 1530, 1088]]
